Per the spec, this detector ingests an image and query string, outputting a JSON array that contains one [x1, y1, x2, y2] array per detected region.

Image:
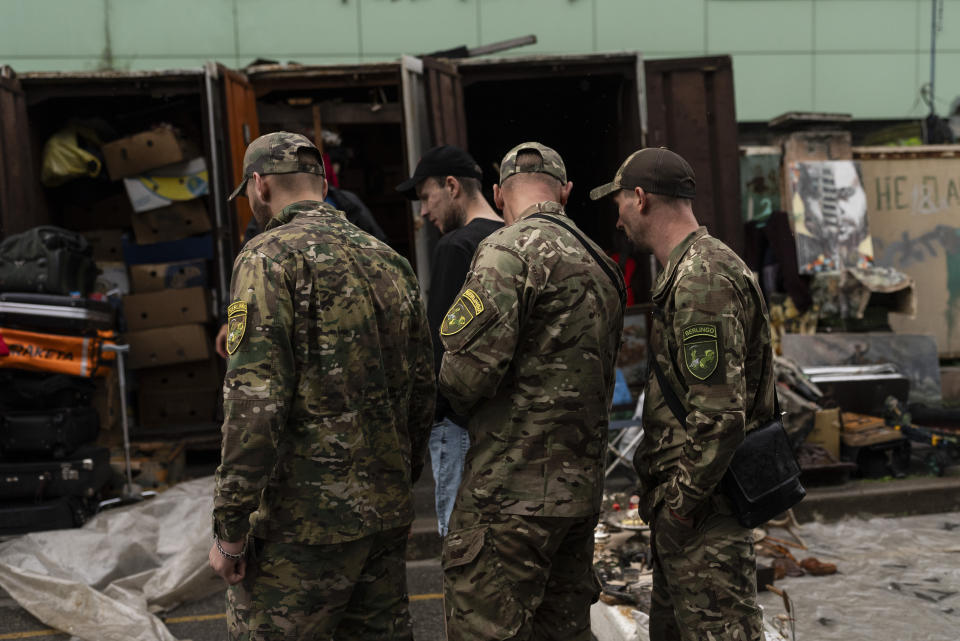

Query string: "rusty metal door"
[[218, 64, 261, 245], [0, 66, 41, 239], [422, 57, 468, 150], [645, 56, 743, 256]]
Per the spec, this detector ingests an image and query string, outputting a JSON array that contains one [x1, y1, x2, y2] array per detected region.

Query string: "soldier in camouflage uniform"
[[438, 142, 625, 641], [208, 132, 436, 641], [591, 148, 772, 641]]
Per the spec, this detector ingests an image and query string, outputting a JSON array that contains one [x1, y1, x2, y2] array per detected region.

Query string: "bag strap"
[[648, 343, 688, 426], [529, 213, 626, 309]]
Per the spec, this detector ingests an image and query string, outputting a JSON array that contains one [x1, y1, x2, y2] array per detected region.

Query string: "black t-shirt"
[[427, 218, 504, 423]]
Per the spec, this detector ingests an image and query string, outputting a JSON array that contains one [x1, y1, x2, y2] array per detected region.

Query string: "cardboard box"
[[138, 388, 218, 428], [135, 357, 222, 390], [94, 261, 130, 295], [65, 194, 134, 231], [130, 198, 211, 245], [942, 367, 960, 405], [123, 157, 209, 213], [129, 259, 208, 293], [122, 232, 214, 265], [102, 127, 191, 180], [807, 408, 840, 459], [126, 323, 209, 369], [123, 286, 210, 331], [82, 229, 125, 262]]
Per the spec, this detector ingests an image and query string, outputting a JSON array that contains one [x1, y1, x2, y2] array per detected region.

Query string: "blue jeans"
[[428, 417, 470, 537]]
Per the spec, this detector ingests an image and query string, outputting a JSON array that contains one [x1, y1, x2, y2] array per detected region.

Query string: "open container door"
[[645, 56, 743, 257], [422, 57, 469, 151], [400, 55, 437, 293], [216, 64, 261, 247], [0, 66, 44, 239]]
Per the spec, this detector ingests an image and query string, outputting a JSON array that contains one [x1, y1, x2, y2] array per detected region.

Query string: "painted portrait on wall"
[[788, 160, 874, 274]]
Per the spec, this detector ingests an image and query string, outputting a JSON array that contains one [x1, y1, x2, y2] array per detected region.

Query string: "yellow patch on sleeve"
[[226, 301, 248, 355], [440, 289, 485, 336]]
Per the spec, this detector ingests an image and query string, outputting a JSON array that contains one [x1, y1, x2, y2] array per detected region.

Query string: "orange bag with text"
[[0, 328, 116, 377]]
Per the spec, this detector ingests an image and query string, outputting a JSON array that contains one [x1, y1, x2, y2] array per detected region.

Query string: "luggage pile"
[[0, 228, 114, 534]]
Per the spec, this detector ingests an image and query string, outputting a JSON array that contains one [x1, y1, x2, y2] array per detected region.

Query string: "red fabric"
[[0, 334, 8, 357], [610, 253, 637, 307], [323, 152, 339, 188]]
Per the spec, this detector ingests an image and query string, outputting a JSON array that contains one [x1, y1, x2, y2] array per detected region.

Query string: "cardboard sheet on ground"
[[0, 477, 221, 641]]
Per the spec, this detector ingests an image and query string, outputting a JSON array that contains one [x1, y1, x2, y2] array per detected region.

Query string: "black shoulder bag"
[[648, 321, 805, 529]]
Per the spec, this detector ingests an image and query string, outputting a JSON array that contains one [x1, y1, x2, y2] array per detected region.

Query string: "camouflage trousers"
[[649, 494, 763, 641], [442, 510, 601, 641], [226, 526, 412, 641]]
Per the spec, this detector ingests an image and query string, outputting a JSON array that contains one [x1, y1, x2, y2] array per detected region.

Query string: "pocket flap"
[[442, 526, 485, 570]]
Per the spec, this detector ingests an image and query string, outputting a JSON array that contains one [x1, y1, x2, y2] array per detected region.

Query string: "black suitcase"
[[0, 293, 116, 334], [1, 407, 100, 459], [0, 370, 96, 410], [0, 226, 99, 296], [0, 496, 95, 535], [0, 446, 111, 501]]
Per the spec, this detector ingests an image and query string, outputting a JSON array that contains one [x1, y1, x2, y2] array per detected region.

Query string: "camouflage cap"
[[589, 147, 695, 201], [227, 131, 325, 201], [499, 142, 567, 185]]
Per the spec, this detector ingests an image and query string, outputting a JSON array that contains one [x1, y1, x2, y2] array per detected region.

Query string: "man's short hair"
[[430, 175, 482, 199], [503, 151, 563, 194], [646, 191, 692, 210], [265, 170, 326, 193]]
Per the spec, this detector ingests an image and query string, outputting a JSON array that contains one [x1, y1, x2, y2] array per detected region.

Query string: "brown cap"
[[589, 147, 695, 201]]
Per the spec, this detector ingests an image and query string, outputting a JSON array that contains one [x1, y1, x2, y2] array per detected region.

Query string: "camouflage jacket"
[[637, 227, 775, 522], [213, 200, 435, 545], [438, 201, 624, 518]]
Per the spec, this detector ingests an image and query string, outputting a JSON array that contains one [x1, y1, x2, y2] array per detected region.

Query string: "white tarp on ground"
[[0, 477, 222, 641], [590, 597, 790, 641], [757, 510, 960, 641]]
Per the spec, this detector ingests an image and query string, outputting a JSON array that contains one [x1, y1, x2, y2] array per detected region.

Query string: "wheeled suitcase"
[[0, 496, 95, 535], [0, 293, 116, 334], [0, 370, 96, 410], [0, 446, 111, 501], [1, 407, 100, 459]]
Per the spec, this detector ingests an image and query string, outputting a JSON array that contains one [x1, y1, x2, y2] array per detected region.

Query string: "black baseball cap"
[[589, 147, 696, 201], [396, 145, 483, 200]]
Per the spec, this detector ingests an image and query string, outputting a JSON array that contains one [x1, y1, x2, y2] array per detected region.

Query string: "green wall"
[[2, 0, 958, 122]]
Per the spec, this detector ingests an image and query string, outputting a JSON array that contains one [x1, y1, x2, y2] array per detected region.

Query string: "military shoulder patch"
[[440, 288, 485, 336], [681, 323, 724, 384], [226, 301, 248, 355]]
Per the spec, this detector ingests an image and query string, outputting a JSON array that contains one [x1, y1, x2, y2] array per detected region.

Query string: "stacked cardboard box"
[[92, 126, 220, 431]]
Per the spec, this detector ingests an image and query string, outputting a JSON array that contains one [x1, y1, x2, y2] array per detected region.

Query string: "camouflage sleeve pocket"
[[441, 525, 486, 570], [438, 283, 500, 354]]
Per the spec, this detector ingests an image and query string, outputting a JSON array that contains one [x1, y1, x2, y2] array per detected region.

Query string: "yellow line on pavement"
[[164, 613, 226, 624], [0, 630, 61, 639], [1, 594, 445, 638]]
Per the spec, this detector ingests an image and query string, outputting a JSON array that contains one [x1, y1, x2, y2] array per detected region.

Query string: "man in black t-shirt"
[[397, 145, 503, 536]]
